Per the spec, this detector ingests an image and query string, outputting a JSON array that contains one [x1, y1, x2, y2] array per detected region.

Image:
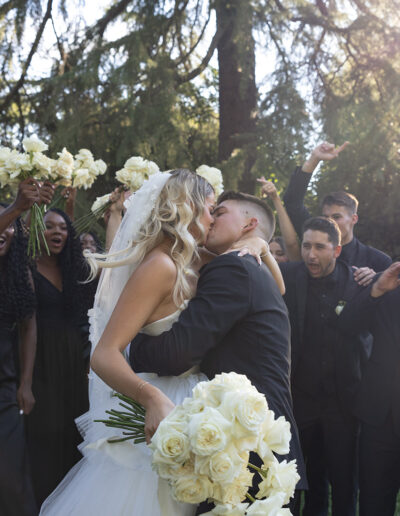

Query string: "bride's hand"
[[224, 236, 267, 265], [140, 385, 175, 444]]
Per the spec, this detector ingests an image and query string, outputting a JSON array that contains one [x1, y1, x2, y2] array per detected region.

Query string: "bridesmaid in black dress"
[[26, 208, 93, 507], [0, 206, 37, 516]]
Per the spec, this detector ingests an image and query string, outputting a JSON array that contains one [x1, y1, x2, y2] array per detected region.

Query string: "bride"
[[40, 169, 281, 516]]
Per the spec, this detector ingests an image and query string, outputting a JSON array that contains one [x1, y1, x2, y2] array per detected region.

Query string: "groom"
[[130, 190, 307, 507]]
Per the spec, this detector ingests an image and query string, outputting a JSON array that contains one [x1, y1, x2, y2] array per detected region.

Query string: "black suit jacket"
[[130, 252, 307, 488], [338, 283, 400, 434], [280, 260, 373, 413], [283, 167, 392, 271]]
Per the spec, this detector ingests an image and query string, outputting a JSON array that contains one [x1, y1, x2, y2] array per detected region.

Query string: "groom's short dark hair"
[[218, 190, 275, 241]]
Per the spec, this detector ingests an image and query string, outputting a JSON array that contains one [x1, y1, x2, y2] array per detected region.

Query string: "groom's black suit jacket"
[[130, 252, 307, 488]]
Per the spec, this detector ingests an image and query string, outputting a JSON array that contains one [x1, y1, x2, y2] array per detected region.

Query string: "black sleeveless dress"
[[26, 273, 89, 507], [0, 316, 37, 516]]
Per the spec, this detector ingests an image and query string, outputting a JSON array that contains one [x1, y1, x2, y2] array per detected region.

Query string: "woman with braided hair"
[[26, 208, 95, 507], [0, 204, 37, 516]]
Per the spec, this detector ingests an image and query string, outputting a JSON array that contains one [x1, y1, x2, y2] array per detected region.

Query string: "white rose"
[[164, 405, 189, 427], [182, 396, 207, 415], [257, 458, 299, 505], [73, 168, 92, 189], [124, 156, 147, 172], [196, 164, 224, 197], [150, 420, 190, 465], [0, 147, 12, 165], [93, 159, 107, 176], [171, 474, 213, 504], [188, 406, 231, 456], [0, 169, 10, 187], [219, 390, 268, 437], [200, 444, 247, 484], [6, 152, 32, 178], [31, 152, 54, 179], [53, 148, 74, 179], [246, 492, 286, 516], [191, 381, 225, 408], [212, 463, 253, 505], [75, 148, 93, 162], [258, 413, 291, 460], [91, 193, 111, 213], [116, 168, 145, 191], [201, 502, 249, 515], [124, 156, 160, 176], [23, 136, 48, 153], [156, 455, 195, 481]]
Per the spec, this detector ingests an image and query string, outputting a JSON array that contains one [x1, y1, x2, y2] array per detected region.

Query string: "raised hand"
[[39, 180, 56, 206], [257, 177, 279, 200], [371, 262, 400, 298], [303, 141, 350, 174], [311, 141, 349, 162], [13, 178, 41, 213]]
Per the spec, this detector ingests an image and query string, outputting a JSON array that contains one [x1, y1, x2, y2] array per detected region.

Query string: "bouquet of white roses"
[[0, 136, 54, 257], [73, 155, 159, 234], [0, 137, 108, 255], [115, 156, 160, 191], [96, 372, 299, 515]]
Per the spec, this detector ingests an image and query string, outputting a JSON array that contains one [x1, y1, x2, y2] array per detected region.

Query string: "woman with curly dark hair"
[[0, 201, 37, 516], [26, 208, 93, 507]]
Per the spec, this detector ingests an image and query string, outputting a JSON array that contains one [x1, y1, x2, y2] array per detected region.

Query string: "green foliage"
[[1, 0, 400, 259]]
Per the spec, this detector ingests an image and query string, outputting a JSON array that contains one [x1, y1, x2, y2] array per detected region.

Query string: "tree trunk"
[[216, 0, 257, 193]]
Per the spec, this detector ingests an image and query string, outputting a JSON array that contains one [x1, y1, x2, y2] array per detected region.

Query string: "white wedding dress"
[[40, 308, 207, 516]]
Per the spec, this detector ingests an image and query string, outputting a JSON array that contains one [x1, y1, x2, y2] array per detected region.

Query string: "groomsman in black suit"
[[130, 191, 307, 510], [280, 216, 372, 516], [338, 261, 400, 516], [283, 142, 391, 283]]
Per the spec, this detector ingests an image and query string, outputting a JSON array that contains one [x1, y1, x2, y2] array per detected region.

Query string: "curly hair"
[[0, 206, 36, 322], [44, 208, 94, 322], [86, 169, 214, 305]]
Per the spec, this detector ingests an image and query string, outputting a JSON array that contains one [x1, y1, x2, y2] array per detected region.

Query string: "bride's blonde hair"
[[85, 169, 214, 305]]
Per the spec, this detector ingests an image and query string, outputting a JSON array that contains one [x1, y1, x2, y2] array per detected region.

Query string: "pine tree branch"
[[0, 0, 53, 114], [85, 0, 132, 40], [175, 19, 227, 85]]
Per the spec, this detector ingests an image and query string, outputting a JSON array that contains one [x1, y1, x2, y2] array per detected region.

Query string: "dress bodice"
[[140, 303, 187, 336]]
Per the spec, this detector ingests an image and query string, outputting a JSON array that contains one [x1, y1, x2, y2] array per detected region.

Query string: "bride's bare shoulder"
[[138, 246, 177, 281]]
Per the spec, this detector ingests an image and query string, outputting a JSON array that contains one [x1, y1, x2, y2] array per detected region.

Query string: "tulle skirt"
[[40, 372, 206, 516]]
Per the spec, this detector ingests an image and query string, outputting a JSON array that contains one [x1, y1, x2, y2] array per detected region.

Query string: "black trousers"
[[359, 413, 400, 516], [293, 393, 359, 516]]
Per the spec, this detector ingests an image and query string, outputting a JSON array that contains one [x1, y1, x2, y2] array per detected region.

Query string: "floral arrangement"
[[0, 137, 107, 256], [196, 165, 224, 198], [115, 156, 160, 191], [96, 372, 299, 515]]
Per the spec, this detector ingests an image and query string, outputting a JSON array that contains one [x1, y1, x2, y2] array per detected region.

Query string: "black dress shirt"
[[293, 263, 347, 398]]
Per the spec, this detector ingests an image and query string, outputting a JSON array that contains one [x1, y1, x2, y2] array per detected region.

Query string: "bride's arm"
[[91, 252, 177, 443]]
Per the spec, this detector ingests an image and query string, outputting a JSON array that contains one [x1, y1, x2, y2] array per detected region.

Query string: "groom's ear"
[[242, 217, 259, 234]]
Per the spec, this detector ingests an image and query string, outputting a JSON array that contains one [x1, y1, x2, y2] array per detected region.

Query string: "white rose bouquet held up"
[[72, 155, 159, 234], [96, 372, 299, 515], [0, 136, 53, 257]]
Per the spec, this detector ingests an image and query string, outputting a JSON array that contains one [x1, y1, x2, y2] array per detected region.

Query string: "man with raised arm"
[[283, 142, 391, 285]]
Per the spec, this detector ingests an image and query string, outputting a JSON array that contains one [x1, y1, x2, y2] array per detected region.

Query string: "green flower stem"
[[246, 493, 256, 503], [248, 462, 266, 477]]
